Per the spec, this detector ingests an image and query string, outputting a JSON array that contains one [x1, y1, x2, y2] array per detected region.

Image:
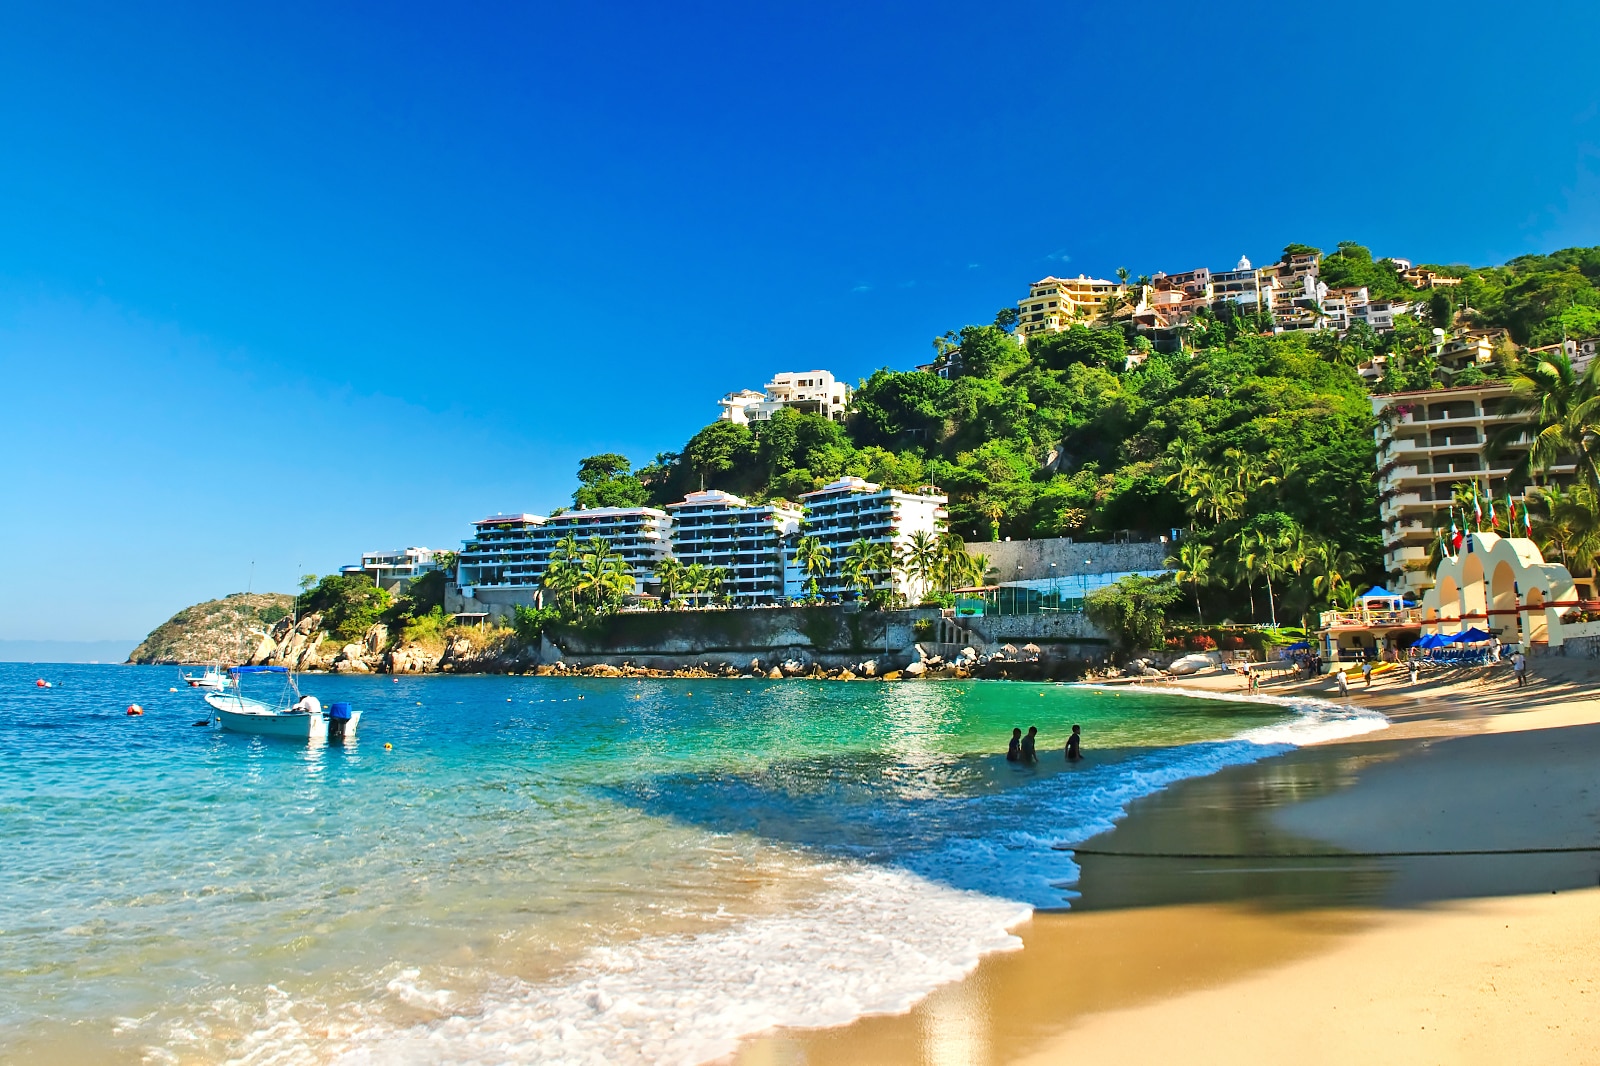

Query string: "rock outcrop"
[[126, 593, 296, 665]]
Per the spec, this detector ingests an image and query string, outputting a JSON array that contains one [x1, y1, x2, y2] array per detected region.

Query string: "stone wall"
[[545, 606, 943, 672], [1530, 634, 1600, 660], [966, 537, 1172, 581]]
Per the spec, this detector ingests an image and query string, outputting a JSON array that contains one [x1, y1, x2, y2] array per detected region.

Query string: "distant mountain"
[[126, 593, 295, 665], [0, 639, 141, 664]]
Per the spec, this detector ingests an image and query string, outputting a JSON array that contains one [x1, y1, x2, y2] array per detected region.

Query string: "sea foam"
[[297, 695, 1388, 1065]]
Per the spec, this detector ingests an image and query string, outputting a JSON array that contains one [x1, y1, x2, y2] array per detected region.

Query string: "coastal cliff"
[[126, 593, 296, 665]]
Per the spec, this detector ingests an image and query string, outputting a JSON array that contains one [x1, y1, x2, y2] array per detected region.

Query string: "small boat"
[[182, 663, 230, 690], [205, 666, 360, 740]]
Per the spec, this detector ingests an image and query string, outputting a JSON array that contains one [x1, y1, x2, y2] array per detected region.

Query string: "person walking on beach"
[[1361, 660, 1373, 688], [1065, 724, 1082, 762], [1335, 669, 1349, 698], [1409, 660, 1420, 686], [1512, 650, 1528, 688], [1021, 726, 1038, 763], [1006, 727, 1022, 762]]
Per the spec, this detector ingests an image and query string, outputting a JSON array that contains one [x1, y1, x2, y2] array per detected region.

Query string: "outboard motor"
[[328, 701, 353, 741]]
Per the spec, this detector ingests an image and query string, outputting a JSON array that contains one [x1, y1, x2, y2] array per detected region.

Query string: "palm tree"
[[937, 532, 975, 591], [967, 552, 993, 588], [575, 537, 633, 613], [1490, 351, 1600, 493], [1187, 467, 1245, 527], [794, 536, 832, 601], [542, 534, 583, 614], [681, 562, 710, 607], [902, 529, 942, 602], [1165, 540, 1213, 623], [653, 556, 686, 609], [1308, 538, 1357, 605], [974, 495, 1006, 541], [1238, 523, 1295, 628], [841, 538, 889, 601]]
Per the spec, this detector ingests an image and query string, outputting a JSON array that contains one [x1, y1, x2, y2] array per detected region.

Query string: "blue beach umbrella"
[[1451, 627, 1493, 644]]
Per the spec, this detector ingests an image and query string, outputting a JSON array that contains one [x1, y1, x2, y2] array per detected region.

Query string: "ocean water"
[[0, 663, 1386, 1064]]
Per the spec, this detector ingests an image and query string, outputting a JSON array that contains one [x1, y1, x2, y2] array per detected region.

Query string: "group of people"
[[1006, 724, 1083, 764]]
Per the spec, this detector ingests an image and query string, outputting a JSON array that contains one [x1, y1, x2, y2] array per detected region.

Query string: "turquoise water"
[[0, 663, 1384, 1063]]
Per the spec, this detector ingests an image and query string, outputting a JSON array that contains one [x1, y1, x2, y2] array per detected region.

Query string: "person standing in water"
[[1065, 724, 1082, 762], [1335, 669, 1350, 697], [1020, 726, 1038, 763], [1006, 727, 1022, 762]]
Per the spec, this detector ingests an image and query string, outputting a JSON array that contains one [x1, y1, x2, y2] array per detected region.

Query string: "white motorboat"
[[182, 663, 229, 690], [205, 666, 360, 740]]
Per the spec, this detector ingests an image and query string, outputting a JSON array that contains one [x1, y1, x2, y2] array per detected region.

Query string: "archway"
[[1489, 561, 1520, 644], [1434, 574, 1461, 628], [1460, 553, 1487, 625], [1524, 587, 1549, 644]]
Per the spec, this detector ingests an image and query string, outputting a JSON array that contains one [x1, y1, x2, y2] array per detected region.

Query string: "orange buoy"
[[126, 705, 143, 716], [35, 679, 48, 688]]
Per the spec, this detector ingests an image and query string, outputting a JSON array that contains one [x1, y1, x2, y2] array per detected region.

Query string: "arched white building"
[[1420, 532, 1580, 648]]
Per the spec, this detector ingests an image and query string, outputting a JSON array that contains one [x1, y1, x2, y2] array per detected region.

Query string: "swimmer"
[[1065, 724, 1082, 761], [1020, 726, 1038, 763], [1006, 727, 1022, 762]]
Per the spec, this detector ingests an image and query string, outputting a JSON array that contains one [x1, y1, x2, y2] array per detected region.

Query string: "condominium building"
[[358, 547, 440, 591], [1372, 384, 1571, 598], [455, 507, 672, 607], [1016, 275, 1126, 340], [1210, 256, 1264, 306], [666, 489, 802, 605], [797, 476, 947, 601], [718, 370, 852, 424]]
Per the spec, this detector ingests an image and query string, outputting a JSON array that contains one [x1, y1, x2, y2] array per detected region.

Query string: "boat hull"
[[205, 694, 361, 740]]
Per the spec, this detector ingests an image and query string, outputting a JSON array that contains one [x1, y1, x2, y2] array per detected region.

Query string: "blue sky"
[[4, 1, 1600, 647]]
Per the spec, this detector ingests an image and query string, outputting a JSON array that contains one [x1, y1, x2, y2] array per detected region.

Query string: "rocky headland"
[[129, 596, 1091, 680]]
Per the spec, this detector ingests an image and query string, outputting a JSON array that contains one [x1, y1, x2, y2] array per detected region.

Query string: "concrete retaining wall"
[[966, 538, 1171, 581], [1530, 635, 1600, 660], [545, 606, 942, 671]]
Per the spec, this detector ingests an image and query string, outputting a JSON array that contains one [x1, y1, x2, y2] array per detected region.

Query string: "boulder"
[[339, 643, 365, 663], [1167, 652, 1223, 676], [767, 667, 783, 679], [333, 658, 371, 674], [364, 624, 388, 656], [903, 661, 927, 678], [858, 659, 877, 677], [249, 633, 277, 666], [837, 669, 857, 681]]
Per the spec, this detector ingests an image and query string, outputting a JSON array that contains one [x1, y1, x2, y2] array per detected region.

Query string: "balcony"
[[1319, 607, 1425, 629]]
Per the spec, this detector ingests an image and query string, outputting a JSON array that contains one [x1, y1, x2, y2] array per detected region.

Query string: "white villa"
[[356, 547, 440, 591], [718, 370, 852, 424]]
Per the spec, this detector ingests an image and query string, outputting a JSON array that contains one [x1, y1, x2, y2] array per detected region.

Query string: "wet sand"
[[733, 659, 1600, 1065]]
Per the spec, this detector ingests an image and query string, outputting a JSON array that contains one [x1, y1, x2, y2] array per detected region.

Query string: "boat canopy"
[[229, 665, 289, 674]]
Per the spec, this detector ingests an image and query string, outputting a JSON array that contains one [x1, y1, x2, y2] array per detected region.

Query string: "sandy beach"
[[734, 659, 1600, 1065]]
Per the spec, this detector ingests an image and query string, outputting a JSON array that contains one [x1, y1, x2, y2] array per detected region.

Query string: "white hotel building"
[[667, 489, 802, 605], [448, 479, 947, 619], [798, 476, 947, 601], [454, 507, 673, 617]]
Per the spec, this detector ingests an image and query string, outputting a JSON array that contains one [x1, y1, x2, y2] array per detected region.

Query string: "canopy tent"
[[1286, 641, 1311, 651], [1413, 633, 1448, 649]]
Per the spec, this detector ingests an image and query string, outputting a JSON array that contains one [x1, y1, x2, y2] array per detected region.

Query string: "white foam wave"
[[220, 692, 1388, 1065], [328, 865, 1027, 1066], [1084, 682, 1391, 747]]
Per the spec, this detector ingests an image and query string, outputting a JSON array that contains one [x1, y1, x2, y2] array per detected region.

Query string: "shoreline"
[[733, 660, 1600, 1065]]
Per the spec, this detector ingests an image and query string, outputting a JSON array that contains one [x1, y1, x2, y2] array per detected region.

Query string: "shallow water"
[[0, 664, 1385, 1064]]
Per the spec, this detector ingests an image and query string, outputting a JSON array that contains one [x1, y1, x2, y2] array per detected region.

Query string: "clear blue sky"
[[4, 1, 1599, 646]]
